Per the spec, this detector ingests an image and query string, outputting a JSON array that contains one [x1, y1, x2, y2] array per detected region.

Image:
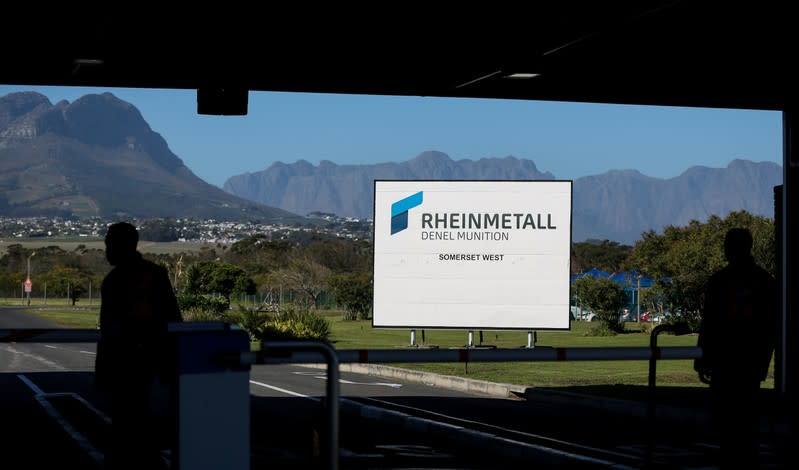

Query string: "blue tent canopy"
[[571, 269, 653, 288], [575, 268, 611, 279]]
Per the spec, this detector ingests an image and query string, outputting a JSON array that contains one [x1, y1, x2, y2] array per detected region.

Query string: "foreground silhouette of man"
[[96, 222, 182, 469], [694, 227, 777, 469]]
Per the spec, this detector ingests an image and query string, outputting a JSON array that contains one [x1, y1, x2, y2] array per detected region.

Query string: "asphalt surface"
[[2, 306, 796, 469], [4, 359, 795, 469]]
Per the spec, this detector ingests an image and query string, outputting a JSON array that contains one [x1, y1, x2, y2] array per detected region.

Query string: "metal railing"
[[3, 327, 702, 470]]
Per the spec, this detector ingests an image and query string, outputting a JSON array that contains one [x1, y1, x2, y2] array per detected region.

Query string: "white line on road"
[[3, 344, 66, 370], [42, 343, 96, 355], [339, 378, 402, 388], [17, 375, 107, 465], [249, 379, 319, 402], [292, 370, 403, 388], [17, 373, 46, 395], [34, 394, 104, 465]]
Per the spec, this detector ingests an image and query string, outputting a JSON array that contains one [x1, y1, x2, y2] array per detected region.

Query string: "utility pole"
[[26, 251, 36, 306], [636, 274, 641, 323]]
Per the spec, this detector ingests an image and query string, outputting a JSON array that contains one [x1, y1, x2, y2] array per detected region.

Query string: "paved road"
[[1, 307, 793, 469]]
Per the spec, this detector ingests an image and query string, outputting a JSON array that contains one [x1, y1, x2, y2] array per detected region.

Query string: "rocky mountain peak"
[[0, 91, 186, 173], [0, 92, 56, 138], [0, 90, 297, 222], [0, 92, 52, 129], [63, 92, 152, 148]]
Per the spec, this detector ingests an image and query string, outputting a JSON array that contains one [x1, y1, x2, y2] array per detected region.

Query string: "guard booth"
[[169, 321, 251, 470]]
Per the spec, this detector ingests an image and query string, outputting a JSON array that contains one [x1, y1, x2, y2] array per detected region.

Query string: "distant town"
[[0, 212, 374, 244]]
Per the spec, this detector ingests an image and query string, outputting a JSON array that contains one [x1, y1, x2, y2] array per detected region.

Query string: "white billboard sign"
[[373, 180, 572, 330]]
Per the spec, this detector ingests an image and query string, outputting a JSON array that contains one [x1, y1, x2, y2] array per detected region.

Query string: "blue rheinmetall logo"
[[390, 191, 424, 235]]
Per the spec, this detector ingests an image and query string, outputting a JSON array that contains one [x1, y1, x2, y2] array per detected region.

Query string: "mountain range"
[[1, 91, 782, 244], [223, 151, 782, 244], [0, 92, 299, 222]]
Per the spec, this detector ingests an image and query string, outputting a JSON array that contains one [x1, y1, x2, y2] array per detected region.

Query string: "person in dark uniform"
[[694, 227, 777, 469], [95, 222, 183, 469]]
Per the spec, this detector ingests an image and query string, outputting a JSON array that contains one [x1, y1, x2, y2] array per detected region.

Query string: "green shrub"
[[226, 305, 270, 341], [177, 293, 228, 320], [181, 308, 224, 322], [585, 323, 619, 337], [257, 303, 331, 342]]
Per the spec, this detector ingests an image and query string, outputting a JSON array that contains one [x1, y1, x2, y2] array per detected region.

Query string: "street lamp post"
[[26, 251, 36, 306], [636, 274, 641, 323]]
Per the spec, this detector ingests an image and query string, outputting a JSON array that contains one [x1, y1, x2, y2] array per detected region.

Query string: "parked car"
[[570, 306, 598, 322], [650, 312, 669, 323], [620, 309, 640, 322]]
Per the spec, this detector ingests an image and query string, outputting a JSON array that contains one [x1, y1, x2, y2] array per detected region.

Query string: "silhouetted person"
[[95, 222, 182, 470], [694, 227, 777, 469]]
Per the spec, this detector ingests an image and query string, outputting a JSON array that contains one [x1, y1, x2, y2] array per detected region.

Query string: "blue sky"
[[1, 85, 784, 188]]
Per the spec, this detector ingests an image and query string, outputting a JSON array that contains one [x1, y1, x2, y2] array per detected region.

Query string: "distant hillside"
[[223, 150, 555, 219], [572, 159, 781, 243], [0, 91, 301, 222], [223, 151, 782, 244]]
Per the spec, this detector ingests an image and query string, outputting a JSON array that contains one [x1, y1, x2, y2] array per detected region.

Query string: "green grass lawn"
[[13, 306, 776, 405], [325, 315, 705, 388], [5, 303, 100, 328]]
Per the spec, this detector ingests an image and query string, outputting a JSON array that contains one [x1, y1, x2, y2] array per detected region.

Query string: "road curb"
[[299, 362, 709, 426], [345, 363, 530, 397]]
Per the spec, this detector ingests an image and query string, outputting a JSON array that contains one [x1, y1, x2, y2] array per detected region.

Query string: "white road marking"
[[3, 344, 66, 370], [17, 373, 46, 395], [29, 342, 95, 356], [292, 370, 403, 388], [34, 394, 104, 465], [339, 378, 403, 388], [16, 375, 105, 465], [249, 379, 319, 402]]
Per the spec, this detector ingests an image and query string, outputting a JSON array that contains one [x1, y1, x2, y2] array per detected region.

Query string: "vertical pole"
[[26, 254, 32, 306], [410, 329, 416, 347], [781, 108, 799, 454], [467, 330, 474, 348], [258, 341, 340, 470], [527, 331, 536, 349], [637, 276, 641, 322]]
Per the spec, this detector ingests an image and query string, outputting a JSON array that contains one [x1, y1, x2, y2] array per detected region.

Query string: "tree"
[[639, 283, 667, 316], [275, 256, 332, 308], [304, 239, 373, 273], [43, 266, 89, 305], [184, 261, 255, 306], [225, 235, 293, 274], [572, 275, 626, 332], [328, 272, 373, 320], [0, 271, 25, 298], [571, 240, 633, 274], [625, 211, 775, 330], [138, 219, 179, 242]]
